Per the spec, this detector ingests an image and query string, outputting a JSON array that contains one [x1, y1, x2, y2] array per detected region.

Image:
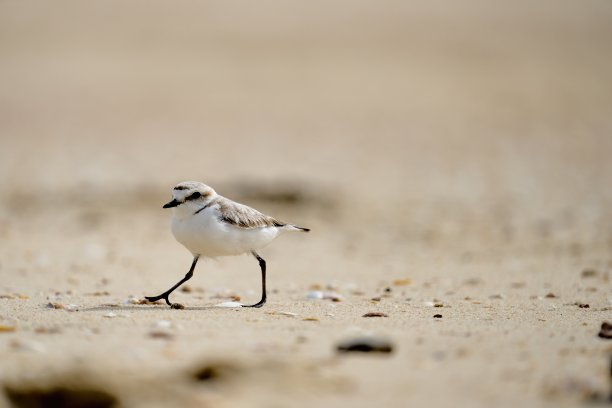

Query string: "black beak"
[[163, 199, 181, 208]]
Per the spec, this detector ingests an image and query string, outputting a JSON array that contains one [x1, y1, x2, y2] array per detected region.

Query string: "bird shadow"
[[80, 304, 241, 312]]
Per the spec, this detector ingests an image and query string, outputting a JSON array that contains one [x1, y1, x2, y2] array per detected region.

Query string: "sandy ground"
[[1, 1, 612, 407]]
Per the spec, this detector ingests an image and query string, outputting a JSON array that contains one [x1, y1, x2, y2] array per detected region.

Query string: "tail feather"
[[287, 225, 310, 232]]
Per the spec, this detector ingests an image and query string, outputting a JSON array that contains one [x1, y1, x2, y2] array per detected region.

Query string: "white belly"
[[170, 207, 281, 257]]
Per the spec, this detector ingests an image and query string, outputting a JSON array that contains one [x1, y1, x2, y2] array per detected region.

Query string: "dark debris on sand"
[[337, 337, 394, 354], [4, 385, 118, 408]]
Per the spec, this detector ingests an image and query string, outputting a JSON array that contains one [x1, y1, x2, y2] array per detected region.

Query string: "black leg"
[[242, 251, 266, 308], [146, 256, 199, 307]]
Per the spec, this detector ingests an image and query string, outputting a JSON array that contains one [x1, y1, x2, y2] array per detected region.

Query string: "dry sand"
[[1, 1, 612, 407]]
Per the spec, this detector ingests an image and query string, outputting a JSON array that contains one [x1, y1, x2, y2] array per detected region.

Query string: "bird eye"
[[188, 192, 201, 200]]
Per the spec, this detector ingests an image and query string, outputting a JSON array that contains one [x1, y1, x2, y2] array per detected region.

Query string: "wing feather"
[[215, 197, 285, 229]]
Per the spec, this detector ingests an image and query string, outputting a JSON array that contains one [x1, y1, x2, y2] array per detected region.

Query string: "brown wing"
[[216, 197, 285, 229]]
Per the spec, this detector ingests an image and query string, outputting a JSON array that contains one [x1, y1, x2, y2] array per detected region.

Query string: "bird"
[[145, 181, 309, 309]]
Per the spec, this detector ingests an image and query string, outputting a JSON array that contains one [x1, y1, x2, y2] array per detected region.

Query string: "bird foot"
[[241, 300, 266, 308], [145, 294, 172, 306]]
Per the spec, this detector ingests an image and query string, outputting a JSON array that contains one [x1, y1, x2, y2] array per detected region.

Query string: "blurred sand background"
[[1, 0, 612, 407]]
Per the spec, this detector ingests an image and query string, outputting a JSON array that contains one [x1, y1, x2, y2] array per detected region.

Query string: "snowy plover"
[[146, 181, 309, 309]]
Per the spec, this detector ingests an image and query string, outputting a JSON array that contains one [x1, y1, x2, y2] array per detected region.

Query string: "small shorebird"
[[146, 181, 309, 308]]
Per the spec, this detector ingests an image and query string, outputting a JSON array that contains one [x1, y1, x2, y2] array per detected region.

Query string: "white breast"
[[170, 204, 281, 257]]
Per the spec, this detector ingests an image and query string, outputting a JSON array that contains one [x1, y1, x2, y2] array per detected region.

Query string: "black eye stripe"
[[187, 192, 201, 200]]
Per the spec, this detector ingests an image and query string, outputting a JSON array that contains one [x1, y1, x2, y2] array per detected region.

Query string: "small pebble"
[[324, 292, 342, 301], [46, 302, 64, 309], [171, 303, 185, 310], [578, 303, 590, 309], [124, 297, 154, 305], [581, 269, 598, 278], [307, 291, 343, 301], [302, 317, 319, 322], [545, 292, 557, 298], [149, 330, 174, 340], [5, 382, 118, 408], [337, 337, 394, 354], [65, 304, 79, 312], [393, 278, 412, 286], [192, 362, 240, 382], [362, 312, 388, 318], [307, 291, 324, 299], [597, 322, 612, 339], [433, 314, 443, 318], [215, 302, 242, 308]]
